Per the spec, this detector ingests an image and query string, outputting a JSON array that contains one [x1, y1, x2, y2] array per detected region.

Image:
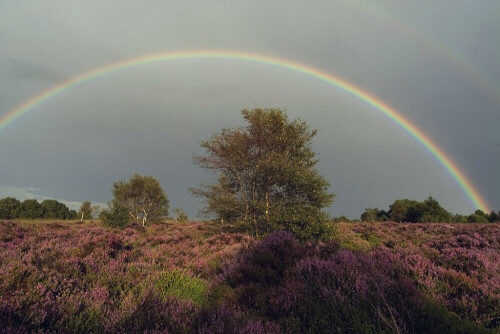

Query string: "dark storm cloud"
[[0, 0, 498, 218]]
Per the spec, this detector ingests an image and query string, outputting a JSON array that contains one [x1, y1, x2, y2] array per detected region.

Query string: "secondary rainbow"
[[0, 50, 490, 212]]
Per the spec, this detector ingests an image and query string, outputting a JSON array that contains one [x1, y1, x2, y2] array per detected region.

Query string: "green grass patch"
[[155, 269, 207, 305]]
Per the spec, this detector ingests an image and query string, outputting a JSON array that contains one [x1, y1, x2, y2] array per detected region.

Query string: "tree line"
[[0, 197, 77, 220], [355, 196, 499, 223]]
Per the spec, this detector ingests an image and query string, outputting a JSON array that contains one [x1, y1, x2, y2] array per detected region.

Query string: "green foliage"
[[155, 269, 207, 305], [40, 199, 76, 219], [18, 199, 43, 219], [489, 210, 499, 223], [417, 196, 453, 222], [453, 214, 468, 223], [468, 214, 489, 223], [364, 197, 498, 224], [112, 173, 169, 226], [390, 199, 416, 222], [333, 215, 350, 223], [172, 208, 189, 222], [0, 197, 21, 219], [78, 201, 93, 220], [0, 197, 76, 220], [365, 196, 454, 223], [416, 298, 495, 334], [191, 108, 335, 241], [360, 208, 388, 222], [99, 204, 130, 228]]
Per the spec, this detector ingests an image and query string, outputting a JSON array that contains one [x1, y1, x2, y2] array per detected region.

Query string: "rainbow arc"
[[0, 50, 490, 212]]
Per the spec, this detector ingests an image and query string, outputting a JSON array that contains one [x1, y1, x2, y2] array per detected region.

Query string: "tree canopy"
[[0, 197, 77, 220], [360, 196, 499, 223], [111, 173, 169, 226], [191, 108, 335, 241]]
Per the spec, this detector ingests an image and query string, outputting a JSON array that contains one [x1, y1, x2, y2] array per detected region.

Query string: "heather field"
[[1, 220, 499, 333]]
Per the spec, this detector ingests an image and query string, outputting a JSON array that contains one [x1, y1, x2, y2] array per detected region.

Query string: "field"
[[1, 219, 499, 333]]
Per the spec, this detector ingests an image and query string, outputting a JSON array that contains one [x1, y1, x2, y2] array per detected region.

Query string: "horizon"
[[1, 1, 498, 218]]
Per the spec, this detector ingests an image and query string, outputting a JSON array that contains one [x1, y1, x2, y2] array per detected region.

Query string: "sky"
[[0, 0, 498, 219]]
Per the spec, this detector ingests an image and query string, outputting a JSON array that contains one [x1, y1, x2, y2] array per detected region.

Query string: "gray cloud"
[[0, 0, 498, 219]]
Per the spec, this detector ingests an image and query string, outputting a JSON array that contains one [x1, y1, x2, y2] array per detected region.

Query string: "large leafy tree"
[[112, 173, 169, 226], [191, 108, 335, 240]]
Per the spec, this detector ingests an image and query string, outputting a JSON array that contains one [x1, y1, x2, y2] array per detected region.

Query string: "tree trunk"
[[252, 182, 258, 238], [142, 209, 148, 226], [237, 174, 249, 224], [265, 189, 269, 223]]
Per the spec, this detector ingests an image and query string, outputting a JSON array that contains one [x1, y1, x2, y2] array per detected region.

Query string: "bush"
[[99, 205, 130, 228]]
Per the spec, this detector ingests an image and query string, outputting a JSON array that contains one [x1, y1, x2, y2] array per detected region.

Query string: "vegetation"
[[1, 106, 498, 332], [0, 197, 77, 220], [99, 203, 131, 228], [78, 201, 93, 221], [360, 196, 500, 223], [0, 219, 498, 333], [191, 108, 335, 241], [110, 173, 169, 226], [172, 207, 189, 222]]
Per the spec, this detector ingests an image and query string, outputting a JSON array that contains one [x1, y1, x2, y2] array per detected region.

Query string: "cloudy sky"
[[0, 0, 498, 219]]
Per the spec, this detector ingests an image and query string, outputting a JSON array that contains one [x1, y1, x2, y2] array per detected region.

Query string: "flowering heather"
[[337, 221, 500, 329], [0, 219, 498, 332], [0, 220, 255, 332]]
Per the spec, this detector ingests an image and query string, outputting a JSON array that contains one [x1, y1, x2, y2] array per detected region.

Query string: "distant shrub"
[[99, 205, 130, 228]]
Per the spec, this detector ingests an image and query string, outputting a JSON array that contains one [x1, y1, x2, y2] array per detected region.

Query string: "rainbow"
[[339, 1, 500, 106], [0, 50, 490, 212]]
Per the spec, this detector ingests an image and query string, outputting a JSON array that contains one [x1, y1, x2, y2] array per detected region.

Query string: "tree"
[[40, 199, 75, 219], [490, 210, 499, 223], [0, 197, 21, 219], [453, 214, 468, 223], [91, 204, 103, 219], [390, 199, 420, 222], [78, 201, 93, 221], [467, 214, 489, 223], [191, 108, 335, 240], [18, 199, 43, 219], [100, 203, 130, 228], [112, 173, 169, 226], [390, 200, 409, 223], [333, 215, 350, 223], [360, 208, 381, 222], [416, 196, 452, 223], [190, 174, 241, 224], [172, 208, 189, 222]]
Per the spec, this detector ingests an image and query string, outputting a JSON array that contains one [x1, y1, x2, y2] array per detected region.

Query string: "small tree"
[[78, 201, 93, 221], [112, 173, 169, 226], [100, 204, 130, 228], [173, 208, 189, 222]]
